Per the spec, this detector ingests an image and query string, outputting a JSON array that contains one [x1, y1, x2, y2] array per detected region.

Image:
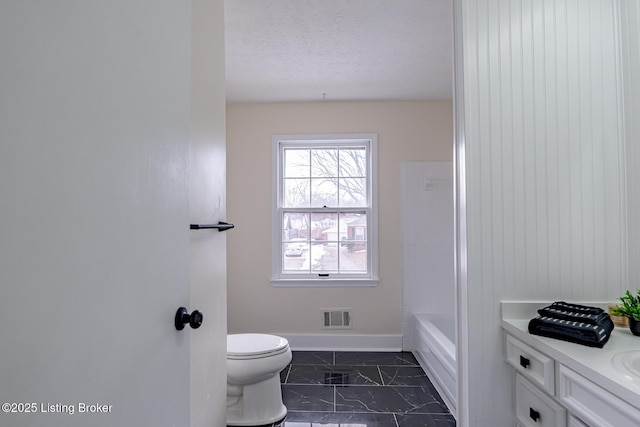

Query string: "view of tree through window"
[[283, 147, 367, 207]]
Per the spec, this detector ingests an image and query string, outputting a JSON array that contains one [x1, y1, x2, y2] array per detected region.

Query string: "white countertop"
[[501, 301, 640, 409]]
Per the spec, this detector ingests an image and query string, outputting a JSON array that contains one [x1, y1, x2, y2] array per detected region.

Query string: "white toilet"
[[226, 333, 292, 426]]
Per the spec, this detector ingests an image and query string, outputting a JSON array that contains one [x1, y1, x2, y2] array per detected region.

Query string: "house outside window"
[[271, 134, 378, 286]]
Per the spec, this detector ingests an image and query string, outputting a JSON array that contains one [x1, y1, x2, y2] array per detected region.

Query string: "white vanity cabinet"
[[505, 333, 640, 427]]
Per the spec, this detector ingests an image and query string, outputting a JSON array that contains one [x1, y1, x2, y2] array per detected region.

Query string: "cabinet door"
[[516, 374, 566, 427], [558, 365, 640, 427]]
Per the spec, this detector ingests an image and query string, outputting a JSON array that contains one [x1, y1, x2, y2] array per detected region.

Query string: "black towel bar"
[[190, 222, 235, 232]]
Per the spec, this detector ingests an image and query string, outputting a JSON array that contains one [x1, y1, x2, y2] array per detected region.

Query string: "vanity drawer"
[[558, 364, 640, 427], [507, 334, 555, 394], [516, 373, 566, 427]]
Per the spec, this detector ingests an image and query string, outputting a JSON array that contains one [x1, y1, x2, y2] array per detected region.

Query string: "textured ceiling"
[[224, 0, 453, 103]]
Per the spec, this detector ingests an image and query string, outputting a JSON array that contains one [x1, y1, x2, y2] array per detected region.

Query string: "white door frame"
[[452, 0, 470, 425]]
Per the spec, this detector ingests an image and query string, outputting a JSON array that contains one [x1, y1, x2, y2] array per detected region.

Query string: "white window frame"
[[271, 133, 379, 287]]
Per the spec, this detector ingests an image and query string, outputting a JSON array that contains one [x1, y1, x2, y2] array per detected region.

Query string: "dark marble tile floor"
[[275, 351, 456, 427]]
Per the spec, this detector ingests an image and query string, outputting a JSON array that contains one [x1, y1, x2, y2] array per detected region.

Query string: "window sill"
[[271, 277, 379, 287]]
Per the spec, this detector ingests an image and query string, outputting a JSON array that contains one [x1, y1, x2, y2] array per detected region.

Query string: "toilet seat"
[[227, 333, 289, 360]]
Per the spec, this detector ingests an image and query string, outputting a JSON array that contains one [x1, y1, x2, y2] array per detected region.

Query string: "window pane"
[[310, 212, 337, 241], [283, 242, 308, 272], [340, 212, 366, 236], [283, 212, 309, 241], [310, 178, 338, 207], [339, 178, 367, 207], [284, 178, 310, 207], [283, 235, 311, 273], [311, 242, 338, 272], [339, 148, 367, 177], [284, 148, 310, 178], [311, 149, 338, 177], [340, 245, 367, 272]]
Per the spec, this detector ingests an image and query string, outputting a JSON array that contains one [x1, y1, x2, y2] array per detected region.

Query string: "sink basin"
[[612, 351, 640, 384]]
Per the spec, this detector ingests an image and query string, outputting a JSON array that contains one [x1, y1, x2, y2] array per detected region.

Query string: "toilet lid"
[[227, 333, 289, 358]]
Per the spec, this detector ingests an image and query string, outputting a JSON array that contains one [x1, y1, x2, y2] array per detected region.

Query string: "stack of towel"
[[528, 301, 614, 348]]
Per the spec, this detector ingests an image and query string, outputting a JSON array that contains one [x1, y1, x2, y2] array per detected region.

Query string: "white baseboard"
[[281, 334, 403, 352]]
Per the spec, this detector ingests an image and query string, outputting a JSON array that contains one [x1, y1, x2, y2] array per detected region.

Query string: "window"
[[272, 134, 378, 286]]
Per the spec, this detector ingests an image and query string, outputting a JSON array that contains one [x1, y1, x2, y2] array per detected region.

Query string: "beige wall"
[[226, 101, 453, 343]]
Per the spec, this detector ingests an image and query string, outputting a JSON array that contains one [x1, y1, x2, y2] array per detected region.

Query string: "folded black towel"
[[542, 301, 604, 315], [537, 301, 610, 326], [528, 302, 614, 348]]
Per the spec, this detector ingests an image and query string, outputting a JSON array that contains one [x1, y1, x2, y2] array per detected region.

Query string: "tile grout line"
[[284, 365, 291, 384], [393, 413, 400, 427], [333, 385, 336, 413], [376, 364, 385, 386], [333, 352, 337, 413]]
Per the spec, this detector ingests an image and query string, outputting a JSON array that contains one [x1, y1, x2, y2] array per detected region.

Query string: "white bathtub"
[[412, 313, 457, 417]]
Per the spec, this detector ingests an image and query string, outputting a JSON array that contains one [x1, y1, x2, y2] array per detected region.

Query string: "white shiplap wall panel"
[[459, 0, 625, 425], [620, 1, 640, 298]]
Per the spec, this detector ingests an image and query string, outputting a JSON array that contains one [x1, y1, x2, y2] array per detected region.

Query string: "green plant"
[[612, 290, 640, 321]]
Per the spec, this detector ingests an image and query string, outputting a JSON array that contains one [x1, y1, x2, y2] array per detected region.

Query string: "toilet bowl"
[[226, 333, 292, 426]]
